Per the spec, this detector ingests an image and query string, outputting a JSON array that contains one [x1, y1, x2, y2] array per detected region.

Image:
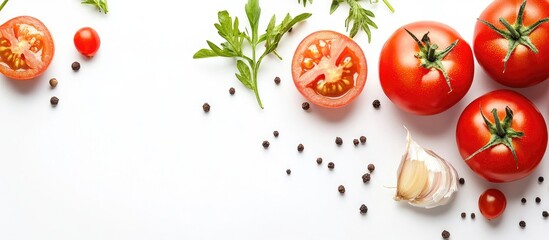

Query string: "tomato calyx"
[[404, 28, 459, 93], [478, 0, 549, 72], [466, 106, 524, 168]]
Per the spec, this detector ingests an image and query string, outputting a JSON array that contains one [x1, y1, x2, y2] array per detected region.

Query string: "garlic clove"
[[394, 128, 459, 209]]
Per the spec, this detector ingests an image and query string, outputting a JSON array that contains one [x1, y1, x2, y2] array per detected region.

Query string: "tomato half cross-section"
[[456, 90, 548, 183], [379, 21, 474, 115], [0, 16, 55, 80], [292, 30, 367, 108]]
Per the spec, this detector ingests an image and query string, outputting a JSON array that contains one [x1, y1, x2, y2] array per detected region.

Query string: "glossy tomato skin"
[[479, 188, 507, 220], [292, 30, 367, 108], [0, 16, 54, 80], [456, 90, 547, 183], [379, 21, 474, 115], [74, 27, 101, 57], [473, 0, 549, 87]]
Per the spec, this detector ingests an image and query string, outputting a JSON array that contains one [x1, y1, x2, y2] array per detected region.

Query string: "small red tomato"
[[74, 27, 101, 57], [478, 188, 507, 220]]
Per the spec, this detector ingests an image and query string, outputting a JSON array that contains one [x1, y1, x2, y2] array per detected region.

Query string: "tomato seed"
[[50, 96, 59, 106], [359, 204, 368, 214], [328, 162, 335, 170], [360, 136, 367, 143], [459, 178, 465, 185], [335, 137, 343, 146], [297, 143, 304, 152], [362, 173, 371, 183], [372, 99, 381, 109], [274, 76, 281, 84], [273, 131, 279, 137], [229, 87, 235, 95], [338, 185, 345, 194], [71, 61, 81, 71], [49, 78, 58, 88], [353, 139, 359, 146], [316, 157, 323, 165], [519, 220, 526, 228], [367, 164, 375, 172], [202, 103, 210, 112], [441, 230, 450, 239], [262, 140, 270, 149], [302, 102, 310, 110]]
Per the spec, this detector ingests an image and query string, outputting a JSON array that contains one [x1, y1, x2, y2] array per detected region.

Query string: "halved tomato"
[[0, 16, 54, 80], [292, 30, 367, 108]]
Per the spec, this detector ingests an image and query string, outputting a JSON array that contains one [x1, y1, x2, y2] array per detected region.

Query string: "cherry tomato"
[[291, 30, 367, 108], [478, 188, 507, 220], [473, 0, 549, 87], [456, 90, 547, 182], [74, 27, 101, 57], [0, 16, 54, 80], [379, 21, 474, 115]]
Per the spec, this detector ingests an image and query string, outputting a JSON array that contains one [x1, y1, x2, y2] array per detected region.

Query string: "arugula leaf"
[[194, 0, 311, 109], [330, 0, 394, 42], [81, 0, 109, 14], [298, 0, 313, 7]]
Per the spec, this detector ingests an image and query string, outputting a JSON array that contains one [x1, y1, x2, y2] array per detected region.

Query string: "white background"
[[1, 0, 548, 239]]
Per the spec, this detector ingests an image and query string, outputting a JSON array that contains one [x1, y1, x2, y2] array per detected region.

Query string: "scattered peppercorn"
[[50, 96, 59, 106], [461, 212, 466, 219], [372, 99, 381, 109], [286, 169, 291, 175], [353, 139, 359, 146], [519, 220, 526, 228], [362, 173, 371, 183], [202, 103, 210, 112], [536, 197, 541, 204], [297, 143, 304, 152], [71, 61, 81, 71], [471, 213, 476, 219], [338, 185, 345, 194], [328, 162, 335, 169], [459, 178, 465, 185], [335, 137, 343, 146], [229, 87, 235, 95], [49, 78, 58, 88], [262, 140, 270, 149], [359, 204, 368, 214], [316, 157, 323, 165], [367, 163, 375, 173], [302, 102, 310, 110], [360, 136, 367, 143], [521, 198, 527, 204], [274, 76, 281, 84], [539, 176, 544, 183], [543, 211, 548, 218], [441, 230, 450, 239], [273, 131, 279, 137]]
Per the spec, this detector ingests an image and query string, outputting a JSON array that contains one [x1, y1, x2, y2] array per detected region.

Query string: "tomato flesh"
[[0, 16, 54, 80], [478, 188, 506, 220], [292, 30, 367, 108]]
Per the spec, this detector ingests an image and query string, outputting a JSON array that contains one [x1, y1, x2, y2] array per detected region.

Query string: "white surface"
[[1, 0, 548, 239]]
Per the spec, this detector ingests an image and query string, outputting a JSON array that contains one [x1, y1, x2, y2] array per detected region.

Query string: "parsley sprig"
[[331, 0, 394, 42], [298, 0, 313, 7], [194, 0, 311, 109], [81, 0, 109, 14]]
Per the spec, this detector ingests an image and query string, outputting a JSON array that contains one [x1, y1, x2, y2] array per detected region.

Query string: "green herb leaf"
[[331, 0, 394, 42], [192, 49, 218, 59], [330, 0, 343, 14], [298, 0, 313, 7], [236, 60, 253, 90], [264, 13, 312, 56], [81, 0, 108, 14]]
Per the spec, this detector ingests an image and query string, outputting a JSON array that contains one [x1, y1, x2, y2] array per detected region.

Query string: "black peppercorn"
[[353, 139, 359, 146], [471, 213, 476, 219], [367, 163, 375, 172], [359, 204, 368, 214], [274, 76, 281, 84], [335, 137, 343, 146], [50, 96, 59, 106], [519, 220, 526, 228], [286, 169, 291, 175], [536, 197, 541, 204], [316, 157, 323, 165], [360, 136, 367, 143], [229, 87, 235, 95], [441, 230, 450, 239], [539, 176, 545, 183], [372, 99, 380, 109], [302, 102, 310, 110], [71, 61, 81, 71], [362, 173, 371, 183], [273, 131, 279, 137], [338, 185, 345, 194], [202, 103, 210, 112], [521, 198, 527, 204], [297, 143, 304, 152], [328, 162, 335, 169], [543, 211, 548, 218], [262, 140, 270, 149], [459, 178, 465, 185], [49, 78, 58, 88], [461, 212, 466, 219]]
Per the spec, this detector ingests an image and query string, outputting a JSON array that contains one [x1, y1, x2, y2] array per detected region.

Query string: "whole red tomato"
[[478, 188, 507, 220], [74, 27, 101, 57], [456, 90, 547, 183], [379, 21, 474, 115], [292, 30, 367, 108], [474, 0, 549, 87]]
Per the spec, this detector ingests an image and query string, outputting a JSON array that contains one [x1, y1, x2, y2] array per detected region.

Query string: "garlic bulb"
[[394, 129, 459, 208]]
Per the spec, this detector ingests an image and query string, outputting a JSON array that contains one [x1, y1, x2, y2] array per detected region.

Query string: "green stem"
[[0, 0, 8, 12], [251, 43, 264, 109], [382, 0, 394, 13], [491, 108, 505, 137], [499, 18, 520, 40]]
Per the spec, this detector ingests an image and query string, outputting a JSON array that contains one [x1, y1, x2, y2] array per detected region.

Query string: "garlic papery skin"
[[394, 129, 459, 209]]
